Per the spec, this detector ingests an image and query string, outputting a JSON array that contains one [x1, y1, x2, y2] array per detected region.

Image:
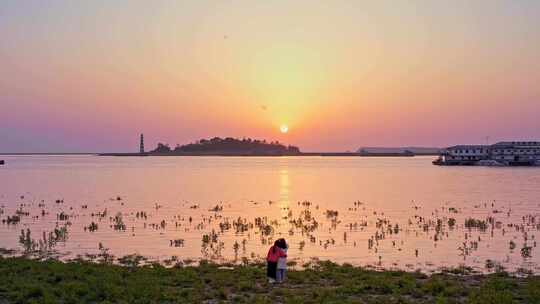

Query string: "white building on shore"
[[435, 141, 540, 166]]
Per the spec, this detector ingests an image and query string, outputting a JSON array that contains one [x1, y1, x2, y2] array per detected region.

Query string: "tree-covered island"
[[150, 137, 301, 156]]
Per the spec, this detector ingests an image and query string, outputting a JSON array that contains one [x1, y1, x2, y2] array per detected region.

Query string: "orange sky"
[[1, 1, 540, 152]]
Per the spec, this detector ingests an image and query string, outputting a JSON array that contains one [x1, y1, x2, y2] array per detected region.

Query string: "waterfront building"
[[435, 141, 540, 166]]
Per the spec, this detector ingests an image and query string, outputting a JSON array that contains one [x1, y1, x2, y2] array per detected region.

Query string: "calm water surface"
[[1, 155, 539, 273]]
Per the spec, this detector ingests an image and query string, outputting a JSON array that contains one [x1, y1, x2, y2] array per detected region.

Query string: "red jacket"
[[267, 246, 286, 263]]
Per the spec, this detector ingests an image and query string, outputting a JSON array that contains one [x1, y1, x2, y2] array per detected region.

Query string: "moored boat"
[[475, 159, 505, 166], [432, 157, 444, 165]]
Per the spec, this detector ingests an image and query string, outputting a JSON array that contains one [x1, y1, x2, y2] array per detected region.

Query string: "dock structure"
[[140, 134, 145, 154]]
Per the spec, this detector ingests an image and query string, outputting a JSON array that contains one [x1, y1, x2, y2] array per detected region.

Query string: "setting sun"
[[280, 125, 289, 134]]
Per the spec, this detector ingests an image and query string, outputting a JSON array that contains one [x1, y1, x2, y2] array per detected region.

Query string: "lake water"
[[1, 155, 539, 273]]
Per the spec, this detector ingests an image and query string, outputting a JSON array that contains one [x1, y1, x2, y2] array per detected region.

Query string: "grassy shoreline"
[[0, 257, 539, 303]]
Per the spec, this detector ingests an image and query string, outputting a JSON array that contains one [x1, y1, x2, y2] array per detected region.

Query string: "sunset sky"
[[1, 0, 540, 152]]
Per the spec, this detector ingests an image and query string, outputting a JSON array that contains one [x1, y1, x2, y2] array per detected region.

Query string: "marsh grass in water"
[[0, 257, 540, 303], [2, 194, 540, 274]]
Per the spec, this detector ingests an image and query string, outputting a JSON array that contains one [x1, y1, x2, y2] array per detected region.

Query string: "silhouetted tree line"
[[150, 137, 301, 155]]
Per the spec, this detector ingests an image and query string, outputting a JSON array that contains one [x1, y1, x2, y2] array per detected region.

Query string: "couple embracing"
[[266, 238, 288, 283]]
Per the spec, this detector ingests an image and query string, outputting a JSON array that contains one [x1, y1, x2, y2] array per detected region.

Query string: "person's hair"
[[272, 239, 280, 253], [276, 238, 287, 249]]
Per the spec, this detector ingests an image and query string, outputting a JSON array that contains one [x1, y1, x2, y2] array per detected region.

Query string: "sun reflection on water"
[[279, 168, 290, 223]]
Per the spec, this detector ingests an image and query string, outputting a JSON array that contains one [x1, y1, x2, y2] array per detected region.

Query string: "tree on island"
[[150, 137, 300, 155], [153, 143, 171, 153]]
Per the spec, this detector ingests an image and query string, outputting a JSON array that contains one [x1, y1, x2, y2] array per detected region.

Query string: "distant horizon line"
[[0, 147, 443, 155], [7, 141, 540, 155]]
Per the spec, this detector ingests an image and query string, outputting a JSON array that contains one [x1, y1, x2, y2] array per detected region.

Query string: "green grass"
[[0, 256, 539, 303]]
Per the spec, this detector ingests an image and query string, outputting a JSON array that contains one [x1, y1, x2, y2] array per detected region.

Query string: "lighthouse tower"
[[139, 134, 145, 154]]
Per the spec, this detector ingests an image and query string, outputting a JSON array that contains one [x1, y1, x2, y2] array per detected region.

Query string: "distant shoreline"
[[0, 152, 439, 157], [0, 153, 98, 156], [98, 152, 430, 157]]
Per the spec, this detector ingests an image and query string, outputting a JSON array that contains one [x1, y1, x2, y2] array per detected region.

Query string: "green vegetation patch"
[[0, 257, 538, 303]]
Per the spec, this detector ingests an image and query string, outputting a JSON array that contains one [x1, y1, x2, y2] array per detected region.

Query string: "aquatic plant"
[[233, 241, 240, 260], [57, 211, 69, 221], [3, 215, 21, 225], [135, 211, 147, 219], [325, 210, 339, 218], [17, 225, 68, 255], [465, 218, 488, 231], [15, 208, 29, 216], [85, 222, 98, 232], [209, 204, 223, 212], [260, 224, 273, 236], [112, 212, 126, 231], [117, 254, 146, 267], [19, 229, 35, 253], [97, 242, 114, 263], [521, 245, 533, 258], [201, 230, 224, 259], [53, 225, 69, 242], [170, 239, 185, 247]]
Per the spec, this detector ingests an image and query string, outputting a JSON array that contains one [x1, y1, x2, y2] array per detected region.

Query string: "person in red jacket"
[[267, 240, 287, 283]]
